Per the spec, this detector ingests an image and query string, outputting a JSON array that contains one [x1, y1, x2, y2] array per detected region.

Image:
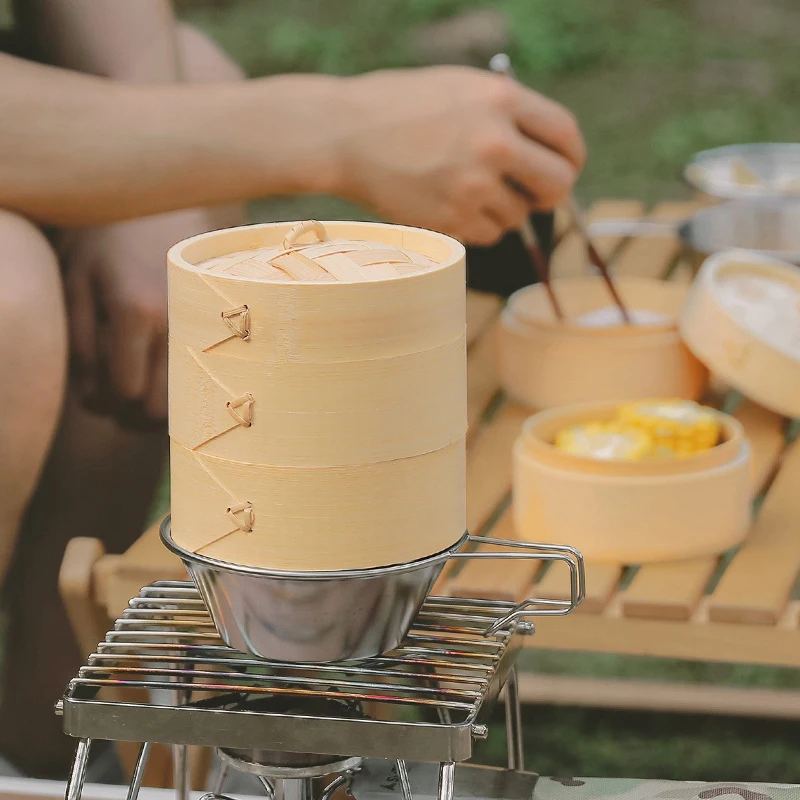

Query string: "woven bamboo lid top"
[[197, 220, 438, 283]]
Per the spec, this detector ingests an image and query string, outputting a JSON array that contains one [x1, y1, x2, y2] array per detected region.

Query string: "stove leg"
[[437, 762, 455, 800], [277, 778, 313, 800], [65, 738, 92, 800], [212, 761, 230, 795], [504, 665, 524, 771], [126, 742, 153, 800], [257, 776, 276, 800], [173, 745, 189, 800], [396, 759, 413, 800]]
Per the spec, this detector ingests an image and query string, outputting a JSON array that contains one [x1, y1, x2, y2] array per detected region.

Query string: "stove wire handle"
[[449, 534, 585, 636]]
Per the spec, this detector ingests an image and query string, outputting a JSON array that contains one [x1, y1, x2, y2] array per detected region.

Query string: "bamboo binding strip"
[[167, 220, 467, 571]]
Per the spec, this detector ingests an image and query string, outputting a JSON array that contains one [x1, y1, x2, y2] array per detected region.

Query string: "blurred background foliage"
[[177, 0, 799, 211]]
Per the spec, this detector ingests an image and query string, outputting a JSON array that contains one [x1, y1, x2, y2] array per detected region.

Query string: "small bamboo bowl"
[[512, 402, 752, 563], [497, 276, 709, 410]]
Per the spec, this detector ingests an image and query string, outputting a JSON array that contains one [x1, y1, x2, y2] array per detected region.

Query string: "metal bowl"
[[680, 197, 800, 265], [685, 143, 800, 199], [589, 197, 800, 269], [161, 517, 584, 662]]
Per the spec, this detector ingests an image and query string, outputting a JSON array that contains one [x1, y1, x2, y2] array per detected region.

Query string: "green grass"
[[180, 0, 800, 210], [169, 0, 800, 783], [478, 707, 800, 782]]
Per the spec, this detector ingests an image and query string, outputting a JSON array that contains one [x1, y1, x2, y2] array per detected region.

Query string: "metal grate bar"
[[84, 654, 489, 686], [62, 582, 529, 762]]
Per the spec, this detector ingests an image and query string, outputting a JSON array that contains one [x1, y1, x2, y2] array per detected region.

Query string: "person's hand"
[[335, 66, 585, 245], [60, 209, 213, 428]]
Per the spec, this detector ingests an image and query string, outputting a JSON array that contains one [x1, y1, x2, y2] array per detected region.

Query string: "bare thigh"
[[0, 210, 67, 581]]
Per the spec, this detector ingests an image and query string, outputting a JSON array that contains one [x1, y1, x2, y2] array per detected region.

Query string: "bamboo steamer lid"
[[680, 249, 800, 419], [167, 220, 467, 571]]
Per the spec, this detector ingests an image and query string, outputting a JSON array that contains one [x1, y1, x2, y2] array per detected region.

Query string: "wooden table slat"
[[621, 557, 720, 621], [465, 402, 529, 534], [619, 399, 787, 622], [466, 321, 501, 437], [531, 600, 800, 667], [535, 561, 624, 615], [734, 400, 787, 494], [611, 201, 702, 278], [585, 199, 647, 261], [708, 440, 800, 625], [550, 199, 645, 278]]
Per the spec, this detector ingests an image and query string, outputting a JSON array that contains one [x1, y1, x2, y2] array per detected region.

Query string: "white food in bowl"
[[575, 307, 673, 328]]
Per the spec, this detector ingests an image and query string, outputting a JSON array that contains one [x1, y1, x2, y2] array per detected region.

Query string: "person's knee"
[[0, 211, 67, 514], [0, 210, 67, 365], [177, 23, 246, 83]]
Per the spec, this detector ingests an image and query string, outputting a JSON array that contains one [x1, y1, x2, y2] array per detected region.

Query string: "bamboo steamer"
[[512, 402, 751, 563], [167, 220, 467, 571], [680, 249, 800, 419], [497, 276, 709, 410]]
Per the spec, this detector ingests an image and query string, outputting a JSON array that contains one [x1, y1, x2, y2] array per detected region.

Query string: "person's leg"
[[0, 210, 69, 775], [0, 26, 246, 779]]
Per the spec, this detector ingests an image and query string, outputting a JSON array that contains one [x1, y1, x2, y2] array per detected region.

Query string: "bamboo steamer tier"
[[170, 438, 466, 571], [680, 249, 800, 419], [167, 220, 467, 571], [512, 403, 751, 564], [497, 277, 708, 410], [168, 334, 466, 465]]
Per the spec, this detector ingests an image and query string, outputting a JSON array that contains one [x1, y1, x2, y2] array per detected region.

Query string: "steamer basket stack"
[[167, 220, 468, 573]]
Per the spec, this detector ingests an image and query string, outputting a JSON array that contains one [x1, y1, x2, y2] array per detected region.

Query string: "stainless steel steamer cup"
[[161, 517, 584, 662]]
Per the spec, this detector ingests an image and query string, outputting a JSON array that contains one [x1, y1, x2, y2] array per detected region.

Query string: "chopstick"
[[567, 196, 631, 323], [489, 54, 565, 320], [518, 215, 565, 319]]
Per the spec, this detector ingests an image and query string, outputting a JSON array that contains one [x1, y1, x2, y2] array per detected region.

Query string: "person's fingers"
[[480, 180, 531, 230], [502, 134, 578, 209], [64, 270, 98, 396], [144, 335, 168, 421], [457, 213, 505, 247], [509, 84, 586, 171]]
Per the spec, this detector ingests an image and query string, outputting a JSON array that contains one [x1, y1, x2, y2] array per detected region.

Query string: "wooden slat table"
[[60, 198, 800, 725], [440, 198, 800, 718]]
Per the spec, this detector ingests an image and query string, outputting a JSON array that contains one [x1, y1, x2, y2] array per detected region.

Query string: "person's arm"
[[12, 0, 183, 82], [0, 54, 584, 241], [0, 53, 343, 226]]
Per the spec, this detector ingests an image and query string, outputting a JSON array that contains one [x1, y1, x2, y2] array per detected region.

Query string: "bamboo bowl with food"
[[512, 399, 752, 563], [497, 276, 709, 410]]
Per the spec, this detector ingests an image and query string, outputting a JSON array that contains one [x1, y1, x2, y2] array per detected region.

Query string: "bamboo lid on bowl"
[[680, 249, 800, 418], [167, 220, 468, 572]]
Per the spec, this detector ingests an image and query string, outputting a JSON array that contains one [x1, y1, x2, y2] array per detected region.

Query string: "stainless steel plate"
[[685, 143, 800, 199]]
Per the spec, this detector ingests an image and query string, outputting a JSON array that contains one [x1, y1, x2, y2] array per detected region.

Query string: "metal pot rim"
[[160, 516, 469, 580]]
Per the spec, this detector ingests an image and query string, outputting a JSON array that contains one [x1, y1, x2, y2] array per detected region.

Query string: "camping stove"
[[58, 582, 569, 800]]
